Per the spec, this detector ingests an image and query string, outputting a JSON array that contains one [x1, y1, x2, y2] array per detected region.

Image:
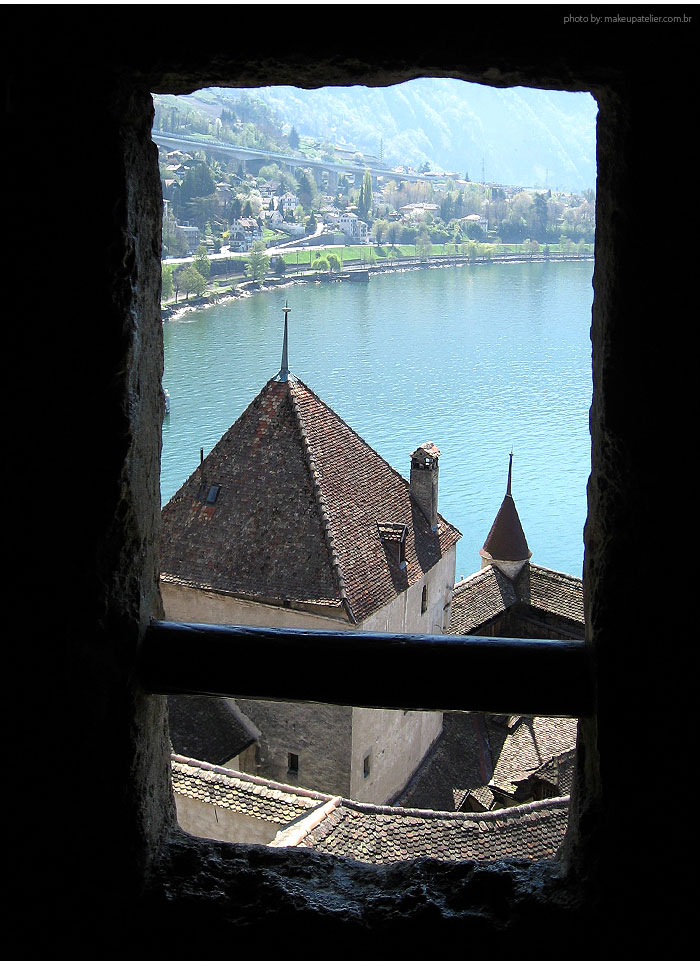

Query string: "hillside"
[[203, 78, 597, 192]]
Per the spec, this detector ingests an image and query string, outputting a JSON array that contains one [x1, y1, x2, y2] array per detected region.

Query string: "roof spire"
[[479, 450, 532, 579], [276, 300, 291, 382], [507, 449, 513, 496]]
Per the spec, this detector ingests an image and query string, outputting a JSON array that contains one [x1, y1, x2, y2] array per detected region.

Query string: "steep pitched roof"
[[489, 715, 578, 800], [167, 696, 257, 766], [161, 376, 461, 624]]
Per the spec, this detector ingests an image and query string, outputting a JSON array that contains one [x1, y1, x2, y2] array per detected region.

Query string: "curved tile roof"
[[171, 755, 332, 825], [280, 796, 569, 864]]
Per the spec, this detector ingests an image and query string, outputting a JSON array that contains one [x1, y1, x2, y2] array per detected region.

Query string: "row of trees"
[[162, 247, 212, 301], [162, 242, 274, 302]]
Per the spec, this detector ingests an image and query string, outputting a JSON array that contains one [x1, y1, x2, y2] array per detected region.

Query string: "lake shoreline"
[[161, 253, 594, 324]]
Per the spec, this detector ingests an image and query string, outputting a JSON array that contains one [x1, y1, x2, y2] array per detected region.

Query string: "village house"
[[460, 212, 489, 235], [338, 209, 369, 243], [228, 215, 263, 251], [278, 190, 298, 216], [399, 202, 440, 221], [176, 223, 200, 254], [160, 307, 461, 804]]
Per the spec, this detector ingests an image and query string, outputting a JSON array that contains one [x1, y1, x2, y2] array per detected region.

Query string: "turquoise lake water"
[[162, 260, 594, 581]]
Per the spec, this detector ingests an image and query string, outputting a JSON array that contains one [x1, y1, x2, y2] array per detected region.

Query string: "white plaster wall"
[[161, 547, 456, 637], [359, 548, 457, 635], [347, 548, 455, 804], [161, 581, 350, 630], [174, 793, 280, 845], [163, 547, 456, 808], [349, 707, 443, 804]]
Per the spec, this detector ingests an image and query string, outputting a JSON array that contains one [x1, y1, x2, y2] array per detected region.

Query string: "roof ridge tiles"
[[529, 562, 583, 584], [286, 379, 355, 622], [290, 378, 454, 529], [270, 796, 344, 848], [170, 754, 335, 801], [336, 794, 570, 823]]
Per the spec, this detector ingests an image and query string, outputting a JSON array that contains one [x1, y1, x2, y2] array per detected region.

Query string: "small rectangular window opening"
[[363, 754, 371, 779], [287, 752, 299, 775]]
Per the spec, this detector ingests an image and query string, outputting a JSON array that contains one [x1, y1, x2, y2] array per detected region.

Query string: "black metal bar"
[[140, 619, 593, 717]]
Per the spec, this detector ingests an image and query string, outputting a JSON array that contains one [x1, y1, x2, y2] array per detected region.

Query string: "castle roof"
[[171, 755, 331, 826], [167, 696, 257, 766], [449, 563, 584, 636], [172, 755, 568, 864], [480, 453, 531, 565], [160, 375, 461, 624], [273, 794, 569, 864], [488, 715, 578, 801]]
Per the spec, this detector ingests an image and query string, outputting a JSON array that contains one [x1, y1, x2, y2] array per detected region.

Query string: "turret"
[[479, 452, 532, 579]]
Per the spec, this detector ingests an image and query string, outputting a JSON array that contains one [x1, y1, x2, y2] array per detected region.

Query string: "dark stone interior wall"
[[7, 9, 694, 960]]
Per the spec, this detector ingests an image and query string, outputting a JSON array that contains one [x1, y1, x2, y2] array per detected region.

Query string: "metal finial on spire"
[[277, 300, 291, 382], [506, 450, 514, 496]]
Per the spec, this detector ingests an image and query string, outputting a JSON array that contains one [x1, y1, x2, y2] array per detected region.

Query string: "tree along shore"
[[161, 246, 593, 322]]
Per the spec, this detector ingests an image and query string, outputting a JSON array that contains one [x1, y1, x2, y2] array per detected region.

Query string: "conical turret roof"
[[480, 454, 531, 565]]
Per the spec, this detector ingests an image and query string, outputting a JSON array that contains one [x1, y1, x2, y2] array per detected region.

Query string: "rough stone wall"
[[235, 698, 353, 797], [7, 10, 694, 961]]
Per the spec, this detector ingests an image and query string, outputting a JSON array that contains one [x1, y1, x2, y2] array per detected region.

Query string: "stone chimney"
[[410, 442, 440, 530]]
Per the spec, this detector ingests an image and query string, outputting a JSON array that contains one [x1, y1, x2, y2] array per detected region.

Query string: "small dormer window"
[[377, 522, 408, 569], [198, 482, 220, 505]]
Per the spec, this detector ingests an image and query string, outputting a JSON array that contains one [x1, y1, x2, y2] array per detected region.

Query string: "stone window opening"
[[145, 76, 594, 860], [19, 23, 692, 959]]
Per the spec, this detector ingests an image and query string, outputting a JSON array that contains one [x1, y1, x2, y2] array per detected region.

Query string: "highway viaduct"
[[152, 130, 440, 191]]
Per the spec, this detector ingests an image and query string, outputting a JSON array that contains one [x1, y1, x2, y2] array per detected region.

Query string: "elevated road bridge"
[[152, 130, 439, 188]]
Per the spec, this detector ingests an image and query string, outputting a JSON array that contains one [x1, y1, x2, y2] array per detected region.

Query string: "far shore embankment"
[[161, 251, 593, 323]]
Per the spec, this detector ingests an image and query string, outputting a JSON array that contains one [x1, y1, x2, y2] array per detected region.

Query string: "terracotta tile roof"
[[530, 748, 577, 798], [275, 796, 569, 864], [167, 696, 257, 766], [449, 563, 584, 635], [449, 566, 518, 634], [161, 376, 461, 624], [394, 712, 576, 813], [172, 756, 568, 864], [519, 564, 585, 626], [489, 716, 578, 799], [394, 711, 505, 812], [171, 755, 333, 825]]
